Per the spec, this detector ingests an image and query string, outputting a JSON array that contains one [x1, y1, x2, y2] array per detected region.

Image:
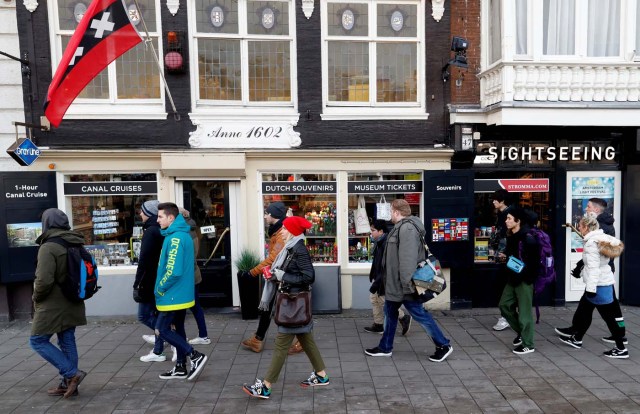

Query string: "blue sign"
[[7, 138, 41, 166]]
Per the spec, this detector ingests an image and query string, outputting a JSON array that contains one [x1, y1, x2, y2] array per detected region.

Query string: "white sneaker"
[[142, 334, 156, 345], [493, 317, 510, 331], [188, 337, 211, 345], [140, 351, 166, 362], [171, 346, 177, 362]]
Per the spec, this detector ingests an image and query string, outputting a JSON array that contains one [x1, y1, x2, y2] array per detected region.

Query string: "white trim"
[[321, 107, 429, 120]]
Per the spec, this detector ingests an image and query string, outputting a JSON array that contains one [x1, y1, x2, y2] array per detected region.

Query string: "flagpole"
[[132, 0, 180, 121]]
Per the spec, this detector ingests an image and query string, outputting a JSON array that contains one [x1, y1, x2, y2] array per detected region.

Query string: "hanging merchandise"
[[376, 194, 392, 220], [355, 195, 370, 234]]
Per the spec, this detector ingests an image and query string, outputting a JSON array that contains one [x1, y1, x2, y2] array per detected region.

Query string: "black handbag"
[[274, 290, 312, 327]]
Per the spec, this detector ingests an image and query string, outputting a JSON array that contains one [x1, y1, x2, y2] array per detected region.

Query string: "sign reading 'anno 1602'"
[[189, 121, 302, 149]]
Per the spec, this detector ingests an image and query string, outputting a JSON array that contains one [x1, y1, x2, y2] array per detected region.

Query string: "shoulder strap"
[[402, 219, 430, 255], [46, 237, 69, 248]]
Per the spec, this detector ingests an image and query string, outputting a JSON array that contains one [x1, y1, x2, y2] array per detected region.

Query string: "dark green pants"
[[264, 332, 325, 384], [499, 282, 534, 348]]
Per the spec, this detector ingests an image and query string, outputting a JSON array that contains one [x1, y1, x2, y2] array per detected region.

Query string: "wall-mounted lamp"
[[442, 36, 469, 82], [164, 31, 185, 73]]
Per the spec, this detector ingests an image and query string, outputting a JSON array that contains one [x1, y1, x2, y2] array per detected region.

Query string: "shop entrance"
[[181, 180, 235, 307]]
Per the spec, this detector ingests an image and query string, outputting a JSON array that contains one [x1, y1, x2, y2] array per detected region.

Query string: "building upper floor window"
[[190, 0, 295, 110], [49, 0, 164, 118], [321, 0, 426, 120], [488, 0, 502, 63]]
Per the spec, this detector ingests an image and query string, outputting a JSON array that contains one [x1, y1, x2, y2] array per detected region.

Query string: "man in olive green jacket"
[[30, 208, 87, 398]]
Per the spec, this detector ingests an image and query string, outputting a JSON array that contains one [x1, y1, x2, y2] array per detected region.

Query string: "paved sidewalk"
[[0, 305, 639, 413]]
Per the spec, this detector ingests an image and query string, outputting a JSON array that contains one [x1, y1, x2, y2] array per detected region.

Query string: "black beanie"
[[509, 207, 527, 224], [266, 202, 287, 219]]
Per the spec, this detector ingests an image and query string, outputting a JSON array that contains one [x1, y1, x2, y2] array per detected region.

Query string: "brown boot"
[[288, 341, 303, 355], [64, 370, 86, 398], [241, 336, 264, 353], [48, 379, 76, 397]]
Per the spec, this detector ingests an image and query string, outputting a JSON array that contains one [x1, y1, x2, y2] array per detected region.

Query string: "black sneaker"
[[400, 315, 412, 336], [429, 345, 453, 362], [559, 335, 583, 349], [159, 364, 188, 380], [554, 327, 574, 338], [187, 350, 208, 381], [604, 347, 629, 359], [364, 346, 392, 357], [513, 345, 535, 355], [602, 336, 628, 345], [513, 335, 522, 347], [363, 323, 384, 334]]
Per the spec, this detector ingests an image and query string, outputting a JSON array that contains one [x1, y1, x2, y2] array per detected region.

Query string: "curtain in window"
[[489, 0, 502, 63], [543, 0, 575, 55], [515, 0, 527, 55], [638, 3, 640, 55], [587, 0, 620, 57]]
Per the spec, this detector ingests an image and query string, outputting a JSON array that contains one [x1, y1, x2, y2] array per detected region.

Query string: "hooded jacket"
[[32, 209, 87, 335], [155, 214, 195, 311], [133, 215, 164, 303], [369, 232, 388, 295], [596, 212, 615, 237], [581, 229, 623, 293], [383, 216, 425, 302]]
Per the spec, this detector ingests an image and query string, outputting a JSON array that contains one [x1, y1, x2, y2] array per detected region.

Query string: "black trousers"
[[572, 288, 625, 349], [255, 293, 277, 340]]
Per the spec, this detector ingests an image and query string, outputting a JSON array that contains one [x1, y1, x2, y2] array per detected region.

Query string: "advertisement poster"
[[431, 218, 469, 242], [565, 172, 621, 302]]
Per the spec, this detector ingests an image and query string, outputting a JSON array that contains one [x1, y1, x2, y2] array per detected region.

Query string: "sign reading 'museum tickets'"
[[64, 181, 158, 195], [262, 181, 336, 194], [348, 181, 423, 194]]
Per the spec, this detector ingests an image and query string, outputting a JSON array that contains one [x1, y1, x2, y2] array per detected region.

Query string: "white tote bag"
[[355, 196, 371, 234], [376, 195, 392, 221]]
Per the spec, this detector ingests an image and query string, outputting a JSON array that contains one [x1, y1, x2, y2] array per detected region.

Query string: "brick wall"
[[449, 0, 480, 105]]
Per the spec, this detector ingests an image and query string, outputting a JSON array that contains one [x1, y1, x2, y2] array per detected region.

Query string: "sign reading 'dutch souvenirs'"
[[262, 181, 336, 194], [475, 145, 616, 164], [6, 138, 41, 166], [189, 121, 302, 149]]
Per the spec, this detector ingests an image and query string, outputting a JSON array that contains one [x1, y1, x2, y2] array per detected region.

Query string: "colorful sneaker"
[[243, 378, 271, 399], [512, 335, 523, 347], [429, 345, 453, 362], [159, 365, 188, 380], [187, 350, 208, 381], [140, 351, 166, 362], [142, 334, 156, 345], [188, 337, 211, 345], [364, 346, 392, 357], [300, 371, 330, 388], [513, 345, 535, 355], [554, 327, 574, 338], [400, 315, 412, 336], [604, 347, 629, 359], [602, 336, 628, 345], [493, 317, 510, 331], [363, 323, 384, 334], [559, 336, 583, 349]]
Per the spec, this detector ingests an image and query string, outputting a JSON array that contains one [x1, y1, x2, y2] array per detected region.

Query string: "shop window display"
[[347, 172, 422, 264], [64, 173, 157, 266], [262, 173, 337, 263]]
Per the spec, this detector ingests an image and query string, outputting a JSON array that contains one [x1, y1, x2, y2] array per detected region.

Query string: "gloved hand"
[[132, 288, 143, 303], [369, 283, 378, 294], [273, 268, 285, 281], [586, 291, 597, 298], [571, 260, 584, 279]]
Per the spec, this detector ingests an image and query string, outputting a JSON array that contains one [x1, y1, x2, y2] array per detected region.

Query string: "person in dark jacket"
[[491, 189, 513, 332], [499, 208, 540, 355], [243, 216, 329, 399], [364, 219, 411, 335], [135, 200, 167, 362], [364, 199, 452, 363], [30, 208, 87, 398]]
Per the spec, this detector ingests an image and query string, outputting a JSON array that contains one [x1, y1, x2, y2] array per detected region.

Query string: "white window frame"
[[47, 0, 166, 121], [188, 0, 299, 121], [320, 0, 427, 121], [512, 0, 534, 61]]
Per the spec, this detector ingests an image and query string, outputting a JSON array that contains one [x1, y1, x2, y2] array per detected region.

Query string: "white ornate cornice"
[[23, 0, 38, 12], [431, 0, 445, 22], [302, 0, 314, 19], [166, 0, 179, 16]]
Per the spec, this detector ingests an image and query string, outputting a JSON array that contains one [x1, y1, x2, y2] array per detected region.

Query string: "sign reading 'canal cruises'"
[[64, 181, 158, 195], [6, 138, 41, 166]]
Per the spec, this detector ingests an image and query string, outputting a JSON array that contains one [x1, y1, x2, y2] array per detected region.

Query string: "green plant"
[[234, 249, 261, 271]]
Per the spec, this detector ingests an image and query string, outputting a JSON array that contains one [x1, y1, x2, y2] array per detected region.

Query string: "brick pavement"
[[0, 306, 639, 413]]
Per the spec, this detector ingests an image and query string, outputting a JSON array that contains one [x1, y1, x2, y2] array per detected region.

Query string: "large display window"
[[261, 173, 337, 263], [347, 172, 423, 264], [63, 173, 158, 266]]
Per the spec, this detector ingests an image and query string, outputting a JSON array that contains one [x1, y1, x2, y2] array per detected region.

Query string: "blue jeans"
[[138, 302, 163, 354], [189, 285, 208, 338], [379, 300, 450, 353], [30, 327, 79, 379], [156, 310, 192, 364]]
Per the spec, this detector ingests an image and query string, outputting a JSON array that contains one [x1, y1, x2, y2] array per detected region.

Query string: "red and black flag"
[[44, 0, 143, 127]]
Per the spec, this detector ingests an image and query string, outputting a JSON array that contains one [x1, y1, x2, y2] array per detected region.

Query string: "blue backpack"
[[48, 238, 100, 302]]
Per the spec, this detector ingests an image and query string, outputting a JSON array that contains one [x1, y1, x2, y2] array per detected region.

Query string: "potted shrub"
[[234, 249, 261, 320]]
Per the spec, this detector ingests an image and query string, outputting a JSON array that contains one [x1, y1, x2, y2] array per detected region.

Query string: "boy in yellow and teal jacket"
[[154, 202, 207, 381]]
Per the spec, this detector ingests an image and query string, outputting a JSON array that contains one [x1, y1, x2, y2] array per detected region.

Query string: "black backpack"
[[48, 238, 100, 302]]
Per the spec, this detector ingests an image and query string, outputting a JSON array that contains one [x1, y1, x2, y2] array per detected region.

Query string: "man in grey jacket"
[[364, 199, 453, 362]]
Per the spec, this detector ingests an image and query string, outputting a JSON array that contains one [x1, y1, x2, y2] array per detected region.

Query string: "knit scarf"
[[258, 233, 306, 311]]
